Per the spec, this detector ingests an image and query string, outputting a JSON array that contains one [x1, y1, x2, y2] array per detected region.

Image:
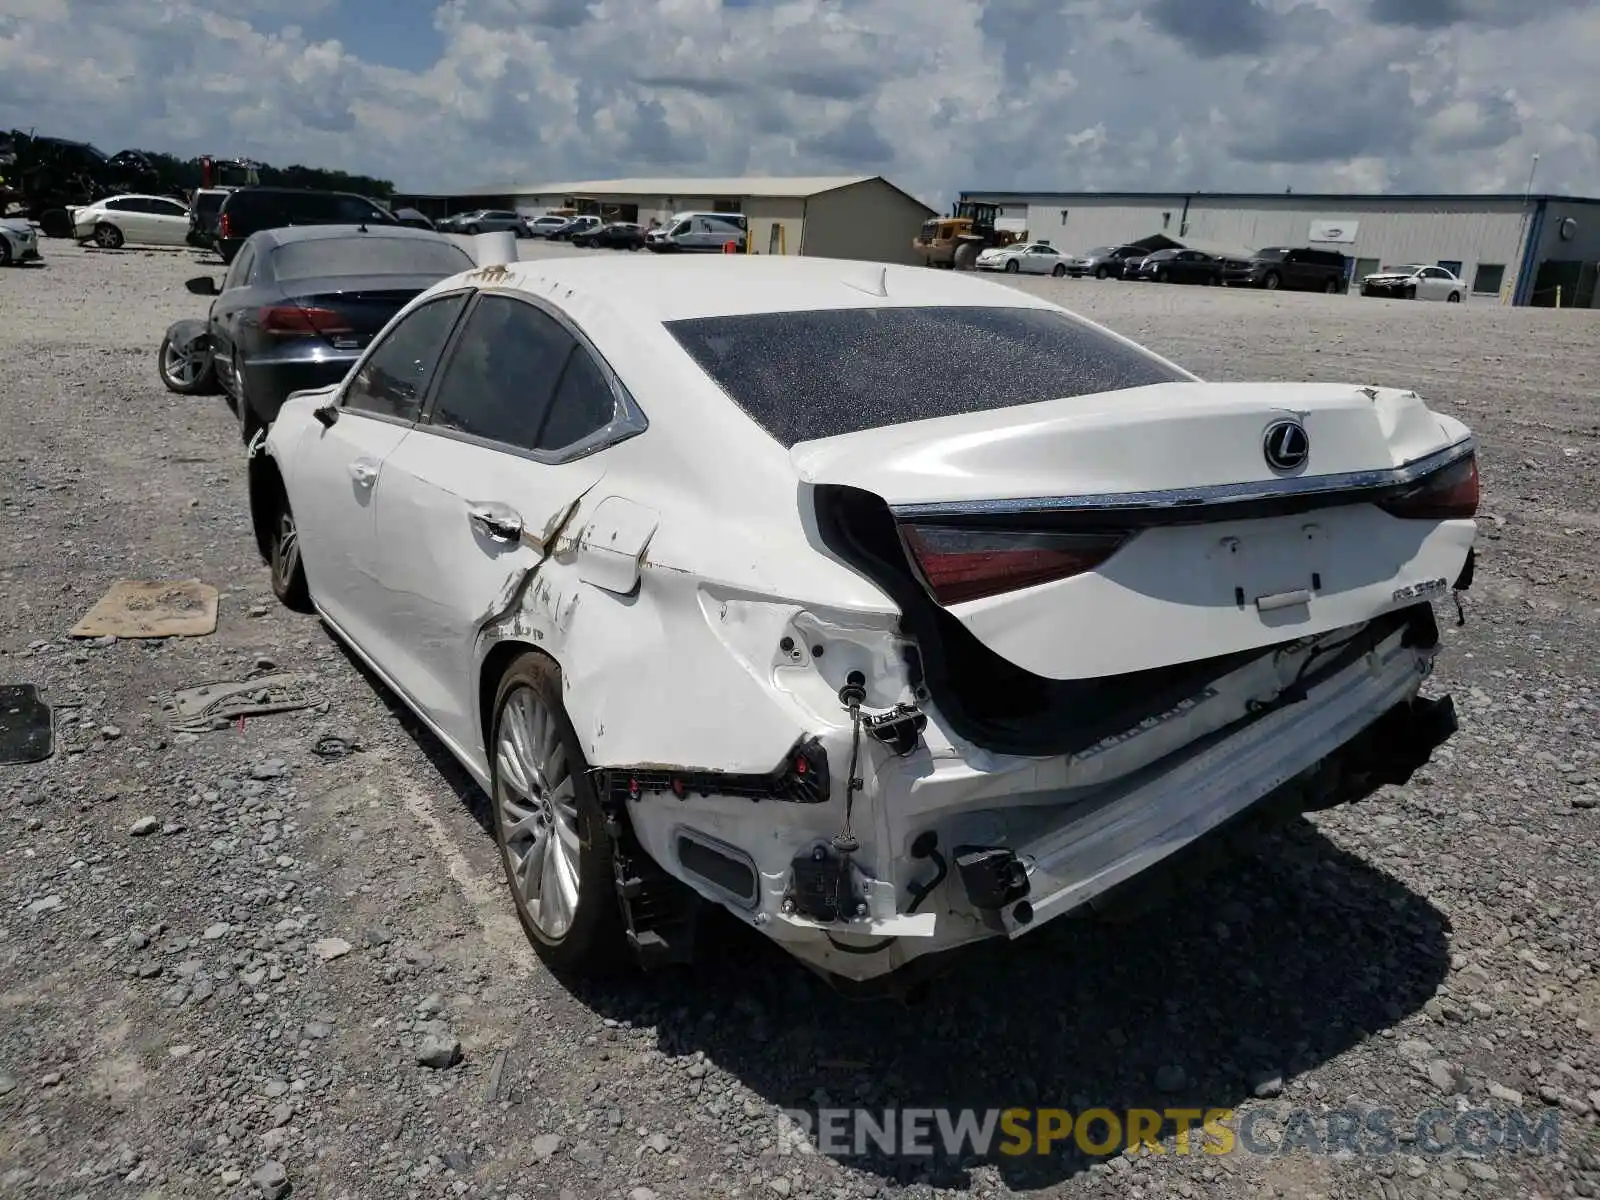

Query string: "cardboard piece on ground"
[[69, 579, 219, 639], [0, 684, 54, 764]]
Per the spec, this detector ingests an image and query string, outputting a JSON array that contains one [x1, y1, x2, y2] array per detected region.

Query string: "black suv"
[[1222, 246, 1349, 292], [214, 187, 397, 263]]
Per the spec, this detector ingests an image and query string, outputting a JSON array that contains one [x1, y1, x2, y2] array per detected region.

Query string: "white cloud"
[[1, 0, 1596, 208]]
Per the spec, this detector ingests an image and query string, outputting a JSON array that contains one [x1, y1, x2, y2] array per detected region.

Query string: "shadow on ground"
[[338, 640, 1451, 1192]]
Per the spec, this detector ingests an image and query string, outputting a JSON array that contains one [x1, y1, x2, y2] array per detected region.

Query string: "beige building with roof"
[[411, 175, 938, 266]]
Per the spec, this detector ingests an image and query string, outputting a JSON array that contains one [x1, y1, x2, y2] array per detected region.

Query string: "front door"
[[369, 291, 625, 759], [292, 291, 471, 652]]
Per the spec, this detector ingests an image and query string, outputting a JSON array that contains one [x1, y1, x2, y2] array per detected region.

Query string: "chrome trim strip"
[[890, 436, 1476, 520]]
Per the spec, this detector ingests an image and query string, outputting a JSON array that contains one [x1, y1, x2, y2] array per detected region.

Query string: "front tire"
[[466, 224, 481, 235], [93, 222, 124, 250], [1094, 265, 1110, 279], [1324, 277, 1340, 294], [1004, 259, 1020, 273], [1052, 263, 1066, 277], [490, 654, 627, 976], [157, 331, 217, 395], [0, 237, 11, 268], [1447, 291, 1461, 303], [1262, 271, 1281, 290], [1404, 285, 1417, 300]]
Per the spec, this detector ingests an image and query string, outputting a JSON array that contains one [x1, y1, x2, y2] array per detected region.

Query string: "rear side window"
[[664, 306, 1191, 447], [428, 295, 576, 450], [270, 236, 472, 281]]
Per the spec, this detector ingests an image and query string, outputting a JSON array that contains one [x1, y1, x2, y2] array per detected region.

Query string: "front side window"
[[666, 305, 1192, 448], [428, 295, 576, 450], [343, 293, 468, 422]]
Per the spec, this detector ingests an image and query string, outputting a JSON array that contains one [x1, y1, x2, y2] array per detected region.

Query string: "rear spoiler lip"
[[889, 435, 1477, 527]]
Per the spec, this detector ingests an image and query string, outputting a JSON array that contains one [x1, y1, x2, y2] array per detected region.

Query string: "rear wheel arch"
[[479, 639, 562, 763]]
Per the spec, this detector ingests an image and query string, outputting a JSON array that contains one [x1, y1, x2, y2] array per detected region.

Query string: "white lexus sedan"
[[248, 255, 1478, 992], [72, 193, 192, 249], [975, 241, 1069, 275]]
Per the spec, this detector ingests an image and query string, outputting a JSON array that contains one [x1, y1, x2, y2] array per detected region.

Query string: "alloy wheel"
[[495, 686, 582, 940], [271, 510, 300, 596], [162, 337, 203, 387]]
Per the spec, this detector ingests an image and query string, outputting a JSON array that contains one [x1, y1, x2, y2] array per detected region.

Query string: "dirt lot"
[[1, 239, 1596, 1200]]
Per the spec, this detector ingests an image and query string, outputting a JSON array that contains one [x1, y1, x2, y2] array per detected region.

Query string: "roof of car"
[[255, 224, 450, 247], [455, 254, 1060, 323]]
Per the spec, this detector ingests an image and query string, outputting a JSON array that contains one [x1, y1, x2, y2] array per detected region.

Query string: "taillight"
[[1377, 453, 1479, 520], [259, 304, 353, 338], [218, 212, 233, 238], [899, 524, 1128, 606]]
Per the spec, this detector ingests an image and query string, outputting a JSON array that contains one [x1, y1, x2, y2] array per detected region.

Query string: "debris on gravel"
[[0, 241, 1595, 1200]]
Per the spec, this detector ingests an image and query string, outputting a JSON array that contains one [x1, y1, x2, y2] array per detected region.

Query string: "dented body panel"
[[259, 255, 1477, 986]]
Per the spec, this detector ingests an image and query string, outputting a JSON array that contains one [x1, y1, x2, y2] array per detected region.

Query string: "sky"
[[1, 0, 1597, 211]]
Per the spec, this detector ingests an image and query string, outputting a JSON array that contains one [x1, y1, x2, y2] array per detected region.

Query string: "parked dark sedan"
[[572, 221, 646, 250], [1137, 248, 1222, 285], [157, 225, 475, 441]]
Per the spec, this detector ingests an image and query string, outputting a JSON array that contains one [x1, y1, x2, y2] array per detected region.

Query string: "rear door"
[[289, 291, 470, 651], [368, 292, 623, 753]]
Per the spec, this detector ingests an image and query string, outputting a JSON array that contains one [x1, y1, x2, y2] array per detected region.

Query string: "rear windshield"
[[664, 305, 1191, 447], [196, 193, 225, 215], [270, 236, 473, 281]]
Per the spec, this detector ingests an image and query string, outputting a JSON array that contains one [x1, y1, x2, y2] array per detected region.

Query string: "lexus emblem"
[[1262, 419, 1310, 473]]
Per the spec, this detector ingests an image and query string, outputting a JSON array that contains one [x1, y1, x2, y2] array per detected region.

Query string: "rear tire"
[[489, 653, 628, 977], [93, 222, 124, 250], [0, 238, 11, 268]]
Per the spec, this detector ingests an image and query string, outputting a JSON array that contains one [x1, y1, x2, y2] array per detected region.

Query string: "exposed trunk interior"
[[810, 483, 1431, 758]]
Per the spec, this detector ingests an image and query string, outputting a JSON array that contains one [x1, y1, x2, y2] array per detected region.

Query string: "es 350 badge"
[[1392, 577, 1448, 603]]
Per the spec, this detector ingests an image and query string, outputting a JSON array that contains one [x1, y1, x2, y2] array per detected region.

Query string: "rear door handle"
[[349, 459, 379, 487], [467, 501, 523, 543]]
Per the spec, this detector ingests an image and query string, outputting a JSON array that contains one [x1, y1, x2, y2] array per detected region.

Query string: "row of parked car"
[[434, 208, 750, 253], [980, 239, 1469, 300]]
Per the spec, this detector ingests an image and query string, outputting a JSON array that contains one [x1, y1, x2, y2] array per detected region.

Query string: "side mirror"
[[185, 275, 218, 296], [313, 403, 338, 428]]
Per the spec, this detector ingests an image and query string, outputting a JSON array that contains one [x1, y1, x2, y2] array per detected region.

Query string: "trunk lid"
[[280, 274, 442, 347], [797, 381, 1476, 681]]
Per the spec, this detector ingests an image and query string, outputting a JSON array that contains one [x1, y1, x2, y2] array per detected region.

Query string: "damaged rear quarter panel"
[[480, 468, 906, 778]]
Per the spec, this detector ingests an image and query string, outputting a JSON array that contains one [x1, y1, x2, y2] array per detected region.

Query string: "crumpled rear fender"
[[474, 492, 916, 779]]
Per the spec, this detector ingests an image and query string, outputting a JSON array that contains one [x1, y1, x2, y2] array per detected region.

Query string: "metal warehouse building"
[[958, 189, 1600, 307], [399, 175, 936, 265]]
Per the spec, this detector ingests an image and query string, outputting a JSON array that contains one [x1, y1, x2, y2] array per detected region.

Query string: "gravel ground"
[[1, 239, 1596, 1200]]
